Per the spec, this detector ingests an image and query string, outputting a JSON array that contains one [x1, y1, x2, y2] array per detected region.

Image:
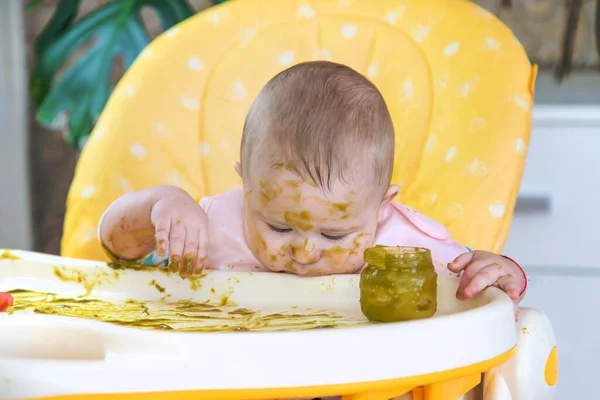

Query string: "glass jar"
[[360, 245, 437, 322]]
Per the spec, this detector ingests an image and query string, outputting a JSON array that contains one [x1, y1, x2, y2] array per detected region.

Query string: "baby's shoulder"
[[376, 202, 467, 269], [197, 187, 244, 214], [378, 202, 451, 241], [385, 202, 451, 240]]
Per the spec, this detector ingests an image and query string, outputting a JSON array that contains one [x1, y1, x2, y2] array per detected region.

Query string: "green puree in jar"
[[360, 246, 437, 322]]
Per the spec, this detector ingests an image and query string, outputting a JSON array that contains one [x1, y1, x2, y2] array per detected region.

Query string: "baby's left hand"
[[448, 250, 525, 305]]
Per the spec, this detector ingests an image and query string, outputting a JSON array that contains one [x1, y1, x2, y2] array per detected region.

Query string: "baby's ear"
[[378, 185, 399, 222], [382, 185, 399, 205], [234, 161, 242, 178]]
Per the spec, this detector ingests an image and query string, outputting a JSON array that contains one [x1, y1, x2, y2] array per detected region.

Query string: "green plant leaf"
[[32, 0, 196, 148], [30, 0, 81, 105], [26, 0, 44, 14]]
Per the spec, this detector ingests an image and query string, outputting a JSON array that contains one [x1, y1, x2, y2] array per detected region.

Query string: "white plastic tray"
[[0, 250, 516, 398]]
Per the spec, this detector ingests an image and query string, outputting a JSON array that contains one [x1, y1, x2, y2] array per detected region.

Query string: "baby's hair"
[[241, 61, 395, 197]]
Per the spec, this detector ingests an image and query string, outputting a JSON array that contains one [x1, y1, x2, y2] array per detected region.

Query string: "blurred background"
[[0, 0, 599, 398]]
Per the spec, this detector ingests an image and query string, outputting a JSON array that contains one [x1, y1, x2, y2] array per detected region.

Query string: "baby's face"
[[243, 166, 380, 276]]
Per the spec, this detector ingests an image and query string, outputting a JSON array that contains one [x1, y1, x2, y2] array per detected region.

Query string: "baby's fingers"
[[195, 227, 208, 274], [448, 252, 475, 273], [181, 228, 200, 278], [459, 264, 505, 300], [455, 258, 491, 298], [497, 274, 521, 301], [153, 217, 171, 258], [167, 219, 186, 274]]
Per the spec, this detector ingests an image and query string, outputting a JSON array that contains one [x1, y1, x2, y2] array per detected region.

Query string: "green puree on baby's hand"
[[360, 245, 438, 323]]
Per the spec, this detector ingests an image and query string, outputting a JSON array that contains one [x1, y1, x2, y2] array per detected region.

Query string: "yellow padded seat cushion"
[[62, 0, 536, 262]]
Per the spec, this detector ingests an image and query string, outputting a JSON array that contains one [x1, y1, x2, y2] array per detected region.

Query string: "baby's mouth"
[[288, 262, 325, 276], [290, 259, 320, 269]]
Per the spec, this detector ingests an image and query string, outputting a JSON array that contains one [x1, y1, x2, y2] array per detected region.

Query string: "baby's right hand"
[[150, 193, 208, 278]]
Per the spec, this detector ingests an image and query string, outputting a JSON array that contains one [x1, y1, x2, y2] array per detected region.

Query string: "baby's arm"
[[99, 185, 171, 261], [99, 185, 208, 276]]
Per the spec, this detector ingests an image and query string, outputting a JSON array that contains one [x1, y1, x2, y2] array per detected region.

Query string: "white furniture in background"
[[0, 0, 31, 249], [505, 103, 600, 399], [519, 269, 600, 400], [504, 105, 600, 268]]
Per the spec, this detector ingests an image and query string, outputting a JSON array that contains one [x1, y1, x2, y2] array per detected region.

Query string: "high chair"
[[3, 0, 557, 399]]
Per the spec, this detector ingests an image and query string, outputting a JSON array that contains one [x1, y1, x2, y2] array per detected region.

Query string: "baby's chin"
[[264, 262, 363, 277]]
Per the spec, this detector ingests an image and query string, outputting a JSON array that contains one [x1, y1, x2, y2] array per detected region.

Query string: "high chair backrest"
[[62, 0, 536, 262]]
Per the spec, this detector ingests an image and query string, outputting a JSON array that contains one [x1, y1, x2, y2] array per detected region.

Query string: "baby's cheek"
[[320, 249, 362, 274], [265, 245, 284, 267], [322, 232, 373, 274], [348, 232, 375, 272], [246, 227, 266, 258], [246, 223, 279, 270], [346, 248, 369, 273], [260, 235, 291, 272], [322, 246, 349, 266], [322, 245, 355, 271]]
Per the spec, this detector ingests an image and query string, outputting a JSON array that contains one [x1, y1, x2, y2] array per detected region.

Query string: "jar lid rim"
[[364, 245, 432, 267]]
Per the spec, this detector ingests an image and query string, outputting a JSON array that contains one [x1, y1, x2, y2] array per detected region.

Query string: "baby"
[[100, 61, 527, 313]]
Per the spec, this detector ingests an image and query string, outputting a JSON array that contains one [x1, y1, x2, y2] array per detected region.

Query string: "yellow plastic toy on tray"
[[62, 0, 537, 263]]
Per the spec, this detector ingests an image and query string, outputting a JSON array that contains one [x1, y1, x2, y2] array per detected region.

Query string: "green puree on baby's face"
[[360, 245, 438, 323]]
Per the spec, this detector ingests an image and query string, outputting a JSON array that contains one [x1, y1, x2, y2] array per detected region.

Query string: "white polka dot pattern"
[[179, 96, 201, 111], [278, 50, 295, 66], [488, 202, 506, 218], [227, 81, 248, 100], [445, 146, 457, 163], [367, 62, 379, 78], [80, 185, 95, 199], [341, 24, 358, 38], [443, 41, 460, 57], [129, 144, 146, 160], [297, 4, 315, 19], [187, 56, 204, 72]]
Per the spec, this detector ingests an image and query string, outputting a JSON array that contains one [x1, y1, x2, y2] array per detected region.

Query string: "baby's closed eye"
[[321, 233, 348, 241], [267, 222, 348, 241], [267, 223, 292, 233]]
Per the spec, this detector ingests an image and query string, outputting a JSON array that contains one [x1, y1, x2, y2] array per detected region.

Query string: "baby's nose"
[[290, 239, 320, 265]]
